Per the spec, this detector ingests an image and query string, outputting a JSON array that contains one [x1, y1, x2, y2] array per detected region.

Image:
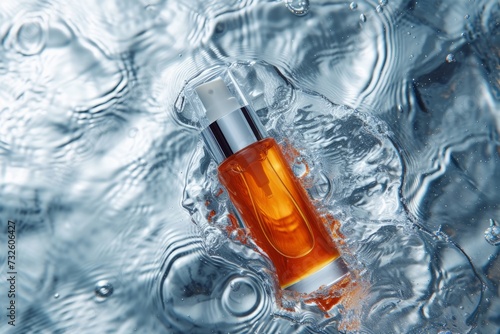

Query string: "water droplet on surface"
[[309, 172, 331, 200], [54, 293, 60, 299], [379, 0, 388, 6], [14, 16, 47, 55], [285, 0, 310, 16], [293, 161, 308, 178], [446, 53, 456, 63], [349, 2, 358, 10], [222, 277, 260, 317], [484, 219, 500, 246], [215, 22, 225, 34], [128, 127, 138, 138], [360, 13, 366, 22], [95, 280, 114, 299]]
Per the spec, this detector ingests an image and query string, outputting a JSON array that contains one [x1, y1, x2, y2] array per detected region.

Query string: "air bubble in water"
[[285, 0, 310, 16], [349, 2, 358, 10], [484, 219, 500, 246], [222, 277, 260, 317], [446, 54, 456, 63], [95, 280, 114, 299], [309, 172, 331, 200], [360, 14, 366, 22]]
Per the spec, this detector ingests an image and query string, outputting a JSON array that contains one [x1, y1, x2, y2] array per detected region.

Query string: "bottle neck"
[[201, 106, 267, 164]]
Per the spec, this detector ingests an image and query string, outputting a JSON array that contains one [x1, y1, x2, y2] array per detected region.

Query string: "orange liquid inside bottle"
[[219, 137, 341, 288]]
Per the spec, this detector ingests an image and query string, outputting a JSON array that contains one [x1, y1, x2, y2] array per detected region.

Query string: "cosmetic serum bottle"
[[185, 69, 349, 295]]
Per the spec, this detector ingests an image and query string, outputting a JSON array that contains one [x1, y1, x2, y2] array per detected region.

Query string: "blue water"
[[0, 0, 499, 333]]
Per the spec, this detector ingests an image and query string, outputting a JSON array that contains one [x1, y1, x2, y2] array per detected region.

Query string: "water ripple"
[[158, 236, 271, 333], [0, 0, 498, 333]]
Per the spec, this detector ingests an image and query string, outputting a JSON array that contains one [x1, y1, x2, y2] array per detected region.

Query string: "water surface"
[[0, 0, 499, 333]]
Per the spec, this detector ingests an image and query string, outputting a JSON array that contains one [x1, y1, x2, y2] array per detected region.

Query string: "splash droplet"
[[285, 0, 310, 16], [349, 2, 358, 10], [54, 293, 60, 299], [446, 53, 456, 63], [360, 13, 366, 22], [376, 5, 383, 13], [95, 280, 114, 299], [222, 277, 261, 317], [379, 0, 388, 6], [464, 14, 470, 20], [484, 219, 500, 246]]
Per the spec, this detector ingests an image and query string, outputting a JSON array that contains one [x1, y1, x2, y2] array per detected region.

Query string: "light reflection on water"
[[0, 0, 498, 333]]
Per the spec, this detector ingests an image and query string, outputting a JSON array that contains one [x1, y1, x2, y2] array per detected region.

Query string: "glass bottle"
[[185, 69, 349, 294]]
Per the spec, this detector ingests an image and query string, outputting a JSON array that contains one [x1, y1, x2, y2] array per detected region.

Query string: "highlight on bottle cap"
[[195, 77, 242, 123], [184, 67, 249, 127]]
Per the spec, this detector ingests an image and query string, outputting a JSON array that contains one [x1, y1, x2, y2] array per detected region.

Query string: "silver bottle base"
[[285, 257, 349, 294]]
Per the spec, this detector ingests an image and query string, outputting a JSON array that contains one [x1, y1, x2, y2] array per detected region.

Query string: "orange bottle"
[[186, 70, 348, 293]]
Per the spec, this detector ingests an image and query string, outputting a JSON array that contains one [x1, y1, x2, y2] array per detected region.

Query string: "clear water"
[[0, 0, 498, 333]]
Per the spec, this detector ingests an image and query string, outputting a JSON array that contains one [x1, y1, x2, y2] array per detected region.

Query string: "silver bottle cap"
[[189, 75, 267, 164], [201, 106, 265, 164]]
